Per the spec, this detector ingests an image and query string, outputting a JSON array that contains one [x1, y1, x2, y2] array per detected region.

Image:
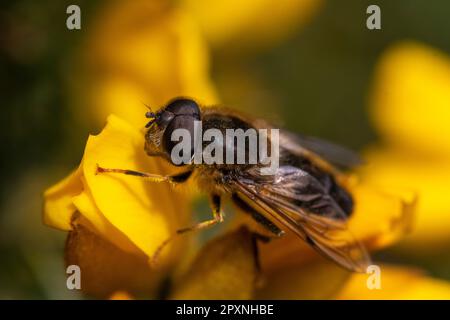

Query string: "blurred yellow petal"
[[43, 166, 83, 231], [364, 42, 450, 251], [65, 219, 164, 299], [90, 77, 155, 130], [258, 257, 450, 301], [109, 291, 134, 300], [335, 265, 450, 300], [72, 187, 141, 255], [347, 181, 416, 250], [82, 115, 190, 265], [80, 0, 217, 127], [44, 114, 191, 298], [256, 260, 351, 299], [170, 227, 257, 300], [360, 148, 450, 250], [370, 41, 450, 157], [182, 0, 323, 50]]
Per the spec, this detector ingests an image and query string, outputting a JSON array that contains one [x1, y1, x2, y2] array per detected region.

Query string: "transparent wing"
[[279, 130, 363, 170], [231, 165, 371, 273]]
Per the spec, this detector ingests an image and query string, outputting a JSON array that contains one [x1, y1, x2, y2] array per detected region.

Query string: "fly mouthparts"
[[145, 120, 155, 128], [145, 111, 155, 119]]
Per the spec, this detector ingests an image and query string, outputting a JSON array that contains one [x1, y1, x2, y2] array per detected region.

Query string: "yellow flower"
[[360, 41, 450, 251], [44, 116, 191, 297], [44, 115, 257, 299], [369, 42, 450, 156], [45, 113, 450, 299]]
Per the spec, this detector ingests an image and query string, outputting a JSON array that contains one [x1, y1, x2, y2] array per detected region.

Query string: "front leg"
[[176, 194, 224, 234], [95, 164, 193, 184]]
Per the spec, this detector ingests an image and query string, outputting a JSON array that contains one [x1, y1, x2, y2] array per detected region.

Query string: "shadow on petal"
[[65, 217, 167, 299], [170, 227, 257, 299], [256, 259, 351, 300]]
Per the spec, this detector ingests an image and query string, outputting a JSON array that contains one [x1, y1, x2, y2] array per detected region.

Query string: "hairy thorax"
[[194, 164, 237, 195]]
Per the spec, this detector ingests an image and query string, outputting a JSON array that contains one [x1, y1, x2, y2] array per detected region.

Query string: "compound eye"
[[165, 98, 200, 119], [157, 110, 175, 126], [162, 115, 196, 166]]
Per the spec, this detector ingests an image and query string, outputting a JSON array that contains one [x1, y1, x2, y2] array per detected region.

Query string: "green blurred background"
[[1, 0, 449, 298]]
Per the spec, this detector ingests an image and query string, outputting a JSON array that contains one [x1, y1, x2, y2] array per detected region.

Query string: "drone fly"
[[96, 97, 371, 272]]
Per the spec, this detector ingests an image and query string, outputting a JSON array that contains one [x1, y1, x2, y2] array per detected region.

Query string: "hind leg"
[[232, 193, 284, 238], [150, 194, 224, 266]]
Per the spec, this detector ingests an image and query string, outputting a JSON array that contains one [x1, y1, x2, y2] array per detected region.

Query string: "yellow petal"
[[89, 77, 156, 130], [65, 220, 165, 299], [82, 115, 191, 265], [370, 41, 450, 157], [182, 0, 323, 50], [170, 227, 257, 299], [360, 148, 450, 250], [72, 186, 141, 255], [347, 180, 416, 250], [43, 166, 83, 231], [335, 264, 450, 300], [256, 260, 351, 299], [224, 200, 314, 272]]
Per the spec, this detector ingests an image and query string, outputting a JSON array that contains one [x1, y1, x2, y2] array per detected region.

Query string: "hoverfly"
[[96, 97, 371, 272]]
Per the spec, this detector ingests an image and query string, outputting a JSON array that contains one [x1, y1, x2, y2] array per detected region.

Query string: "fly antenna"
[[143, 102, 152, 111], [142, 101, 155, 120]]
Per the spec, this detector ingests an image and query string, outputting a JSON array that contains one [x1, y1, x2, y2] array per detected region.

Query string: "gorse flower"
[[44, 116, 191, 297], [44, 112, 450, 299], [43, 1, 450, 299]]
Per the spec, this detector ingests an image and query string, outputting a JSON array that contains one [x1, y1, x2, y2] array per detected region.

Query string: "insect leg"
[[232, 193, 285, 237], [176, 194, 224, 234], [150, 194, 224, 266], [95, 164, 192, 183], [232, 194, 285, 280]]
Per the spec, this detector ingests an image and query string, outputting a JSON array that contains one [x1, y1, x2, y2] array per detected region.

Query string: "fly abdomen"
[[283, 154, 354, 218]]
